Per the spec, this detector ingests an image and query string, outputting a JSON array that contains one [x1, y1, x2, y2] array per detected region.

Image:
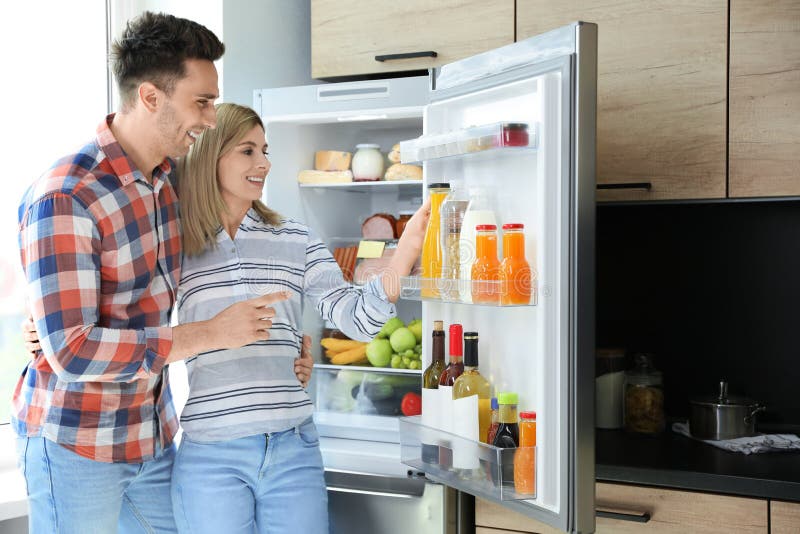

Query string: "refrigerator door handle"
[[597, 182, 653, 191], [324, 469, 427, 499], [596, 507, 652, 523], [375, 51, 438, 62], [326, 485, 418, 499]]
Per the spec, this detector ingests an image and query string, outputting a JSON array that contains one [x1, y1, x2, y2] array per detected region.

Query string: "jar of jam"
[[623, 353, 665, 435], [500, 123, 529, 147], [395, 210, 413, 237]]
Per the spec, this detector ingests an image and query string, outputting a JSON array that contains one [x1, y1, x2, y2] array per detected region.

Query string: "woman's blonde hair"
[[177, 102, 281, 256]]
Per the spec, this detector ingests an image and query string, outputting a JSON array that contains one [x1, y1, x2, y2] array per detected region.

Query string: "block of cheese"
[[384, 163, 422, 181], [297, 170, 353, 184], [314, 150, 352, 171]]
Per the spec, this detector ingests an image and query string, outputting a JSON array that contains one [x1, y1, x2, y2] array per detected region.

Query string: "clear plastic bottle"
[[439, 186, 470, 300], [458, 189, 497, 303], [421, 183, 451, 297]]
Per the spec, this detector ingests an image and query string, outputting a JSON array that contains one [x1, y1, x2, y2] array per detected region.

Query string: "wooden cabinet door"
[[517, 2, 727, 201], [311, 0, 514, 78], [771, 500, 800, 534], [729, 0, 800, 197]]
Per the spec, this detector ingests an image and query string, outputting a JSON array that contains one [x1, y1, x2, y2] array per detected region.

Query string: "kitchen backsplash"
[[596, 200, 800, 429]]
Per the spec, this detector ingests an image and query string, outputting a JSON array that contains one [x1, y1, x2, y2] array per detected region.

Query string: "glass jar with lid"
[[351, 144, 384, 181], [622, 353, 665, 435]]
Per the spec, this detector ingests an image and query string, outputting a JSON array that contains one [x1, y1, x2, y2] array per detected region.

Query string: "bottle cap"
[[490, 397, 498, 410], [497, 392, 518, 405], [475, 224, 497, 231], [502, 223, 524, 230], [520, 411, 537, 420], [428, 182, 451, 189], [463, 331, 479, 366], [449, 324, 463, 356]]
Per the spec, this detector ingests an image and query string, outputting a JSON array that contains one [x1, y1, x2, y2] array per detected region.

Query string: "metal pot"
[[689, 380, 765, 440]]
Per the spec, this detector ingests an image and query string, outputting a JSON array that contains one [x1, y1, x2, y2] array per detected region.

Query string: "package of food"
[[332, 246, 358, 282], [314, 150, 352, 171]]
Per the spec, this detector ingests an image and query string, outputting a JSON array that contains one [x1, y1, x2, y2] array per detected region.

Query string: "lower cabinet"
[[476, 483, 770, 533], [771, 500, 800, 534]]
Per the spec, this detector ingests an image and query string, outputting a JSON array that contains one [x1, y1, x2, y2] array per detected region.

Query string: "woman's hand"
[[294, 335, 314, 388], [382, 197, 431, 302], [22, 315, 40, 356]]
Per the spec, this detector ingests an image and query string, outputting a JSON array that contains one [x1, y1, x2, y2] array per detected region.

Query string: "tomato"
[[400, 392, 422, 416]]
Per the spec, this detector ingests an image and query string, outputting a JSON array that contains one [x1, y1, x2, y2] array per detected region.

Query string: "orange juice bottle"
[[514, 411, 537, 495], [470, 224, 500, 304], [500, 223, 533, 305], [421, 183, 450, 297]]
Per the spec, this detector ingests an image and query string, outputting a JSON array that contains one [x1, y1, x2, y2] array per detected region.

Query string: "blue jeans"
[[16, 436, 177, 534], [171, 418, 328, 534]]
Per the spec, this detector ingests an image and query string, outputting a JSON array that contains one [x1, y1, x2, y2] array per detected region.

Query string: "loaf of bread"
[[315, 150, 352, 171], [388, 143, 401, 164], [297, 170, 353, 184], [384, 163, 422, 181]]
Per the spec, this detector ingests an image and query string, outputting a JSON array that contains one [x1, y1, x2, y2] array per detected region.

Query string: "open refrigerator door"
[[396, 22, 597, 533]]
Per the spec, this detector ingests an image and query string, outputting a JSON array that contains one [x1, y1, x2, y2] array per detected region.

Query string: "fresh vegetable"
[[400, 392, 422, 416]]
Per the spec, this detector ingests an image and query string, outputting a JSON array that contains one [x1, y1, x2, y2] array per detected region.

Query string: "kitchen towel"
[[672, 422, 800, 455]]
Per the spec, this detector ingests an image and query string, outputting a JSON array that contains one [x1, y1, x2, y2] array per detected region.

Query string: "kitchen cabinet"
[[728, 0, 800, 198], [771, 500, 800, 534], [477, 483, 769, 533], [310, 0, 514, 78], [517, 1, 727, 202]]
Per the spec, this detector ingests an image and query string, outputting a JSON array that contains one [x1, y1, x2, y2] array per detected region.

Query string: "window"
[[0, 3, 108, 424]]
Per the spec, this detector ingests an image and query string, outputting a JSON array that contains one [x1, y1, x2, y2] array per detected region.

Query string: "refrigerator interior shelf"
[[316, 363, 422, 376], [399, 276, 538, 307], [299, 180, 423, 194], [399, 416, 536, 501], [399, 122, 539, 164]]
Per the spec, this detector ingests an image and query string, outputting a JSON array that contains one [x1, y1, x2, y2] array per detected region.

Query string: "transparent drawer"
[[399, 122, 538, 163], [399, 276, 538, 306], [399, 416, 537, 501], [314, 364, 421, 417]]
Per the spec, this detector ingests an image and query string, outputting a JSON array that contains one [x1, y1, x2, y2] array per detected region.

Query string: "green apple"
[[389, 327, 416, 353], [379, 317, 404, 338], [407, 319, 423, 343], [366, 338, 393, 367]]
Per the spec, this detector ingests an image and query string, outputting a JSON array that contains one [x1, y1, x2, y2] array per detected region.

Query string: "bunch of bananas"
[[320, 338, 369, 365]]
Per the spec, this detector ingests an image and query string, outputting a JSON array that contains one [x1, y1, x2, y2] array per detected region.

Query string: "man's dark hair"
[[110, 11, 225, 109]]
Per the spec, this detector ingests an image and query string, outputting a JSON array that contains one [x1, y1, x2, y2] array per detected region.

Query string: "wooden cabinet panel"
[[311, 0, 513, 78], [475, 498, 564, 534], [729, 0, 800, 198], [595, 483, 767, 533], [771, 500, 800, 534], [518, 1, 727, 201]]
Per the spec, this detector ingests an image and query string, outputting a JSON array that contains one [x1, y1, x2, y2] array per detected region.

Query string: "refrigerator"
[[254, 21, 597, 534]]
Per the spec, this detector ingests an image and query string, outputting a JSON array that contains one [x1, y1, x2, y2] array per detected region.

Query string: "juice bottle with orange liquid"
[[514, 411, 537, 495], [500, 223, 533, 305], [421, 183, 450, 297], [470, 224, 501, 304]]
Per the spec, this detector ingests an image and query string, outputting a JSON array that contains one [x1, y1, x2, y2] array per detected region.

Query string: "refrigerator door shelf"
[[298, 179, 423, 195], [399, 416, 537, 502], [400, 122, 539, 164], [400, 276, 538, 307]]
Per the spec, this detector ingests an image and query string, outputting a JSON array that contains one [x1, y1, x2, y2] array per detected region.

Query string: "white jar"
[[352, 144, 384, 181]]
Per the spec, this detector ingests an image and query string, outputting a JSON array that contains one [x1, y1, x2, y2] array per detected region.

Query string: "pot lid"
[[691, 380, 758, 407]]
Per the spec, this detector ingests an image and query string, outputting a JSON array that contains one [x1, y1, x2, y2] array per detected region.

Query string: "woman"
[[169, 103, 429, 534]]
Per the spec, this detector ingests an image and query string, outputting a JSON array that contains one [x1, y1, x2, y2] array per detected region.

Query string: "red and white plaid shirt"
[[13, 115, 181, 463]]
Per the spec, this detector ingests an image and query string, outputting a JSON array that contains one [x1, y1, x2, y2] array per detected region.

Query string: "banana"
[[329, 345, 368, 365], [320, 338, 366, 352]]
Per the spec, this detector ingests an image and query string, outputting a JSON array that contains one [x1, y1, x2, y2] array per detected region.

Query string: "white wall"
[[222, 0, 315, 107]]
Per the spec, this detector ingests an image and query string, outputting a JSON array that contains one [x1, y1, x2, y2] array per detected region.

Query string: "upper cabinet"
[[517, 1, 727, 201], [310, 0, 514, 79], [729, 0, 800, 198]]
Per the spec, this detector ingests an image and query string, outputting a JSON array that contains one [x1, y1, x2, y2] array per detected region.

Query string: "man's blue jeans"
[[16, 436, 177, 533], [171, 418, 328, 534]]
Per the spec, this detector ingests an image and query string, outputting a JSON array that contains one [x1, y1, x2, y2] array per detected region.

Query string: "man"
[[14, 12, 295, 533]]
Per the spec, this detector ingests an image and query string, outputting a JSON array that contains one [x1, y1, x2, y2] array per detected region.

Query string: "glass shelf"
[[399, 276, 538, 307], [315, 363, 421, 376], [400, 121, 539, 164], [299, 180, 423, 194], [399, 416, 536, 501]]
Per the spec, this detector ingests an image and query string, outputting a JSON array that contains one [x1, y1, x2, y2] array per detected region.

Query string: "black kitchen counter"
[[595, 428, 800, 502]]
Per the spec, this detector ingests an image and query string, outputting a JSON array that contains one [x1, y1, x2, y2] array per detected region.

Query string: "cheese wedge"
[[314, 150, 352, 171]]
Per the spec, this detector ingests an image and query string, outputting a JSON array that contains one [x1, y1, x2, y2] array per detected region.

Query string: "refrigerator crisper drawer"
[[399, 416, 536, 502]]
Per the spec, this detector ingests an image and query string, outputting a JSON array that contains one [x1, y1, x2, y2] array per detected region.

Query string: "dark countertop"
[[595, 428, 800, 502]]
